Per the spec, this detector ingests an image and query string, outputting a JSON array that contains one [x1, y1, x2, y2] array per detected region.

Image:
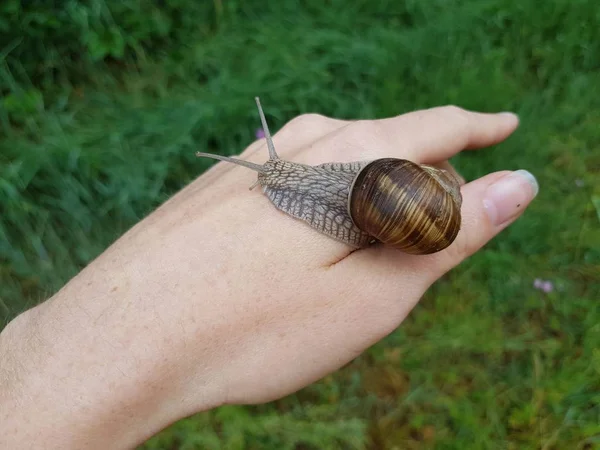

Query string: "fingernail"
[[484, 170, 539, 225], [497, 112, 520, 126]]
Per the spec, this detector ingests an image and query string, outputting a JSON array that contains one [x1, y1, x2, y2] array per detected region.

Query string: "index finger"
[[386, 106, 520, 163], [296, 106, 519, 166]]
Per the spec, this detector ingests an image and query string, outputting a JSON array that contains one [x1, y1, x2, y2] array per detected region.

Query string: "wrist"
[[0, 271, 223, 449], [0, 183, 250, 448]]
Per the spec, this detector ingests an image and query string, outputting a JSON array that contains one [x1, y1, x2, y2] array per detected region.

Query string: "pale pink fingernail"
[[497, 111, 519, 119], [483, 170, 539, 226]]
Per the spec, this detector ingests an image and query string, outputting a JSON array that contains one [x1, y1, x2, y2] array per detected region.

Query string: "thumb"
[[423, 169, 539, 278], [347, 169, 539, 292]]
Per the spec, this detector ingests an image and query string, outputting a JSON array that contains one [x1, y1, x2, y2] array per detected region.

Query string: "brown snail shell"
[[349, 158, 462, 254], [195, 98, 463, 255]]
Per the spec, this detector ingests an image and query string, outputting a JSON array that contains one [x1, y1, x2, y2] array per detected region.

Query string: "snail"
[[195, 98, 463, 255]]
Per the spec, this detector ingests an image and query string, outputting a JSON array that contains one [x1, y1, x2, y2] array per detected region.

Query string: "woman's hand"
[[0, 105, 537, 449]]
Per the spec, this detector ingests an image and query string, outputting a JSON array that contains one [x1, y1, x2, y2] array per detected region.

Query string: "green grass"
[[2, 1, 600, 448]]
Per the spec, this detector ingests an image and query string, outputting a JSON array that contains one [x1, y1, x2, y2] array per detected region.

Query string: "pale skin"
[[0, 105, 538, 449]]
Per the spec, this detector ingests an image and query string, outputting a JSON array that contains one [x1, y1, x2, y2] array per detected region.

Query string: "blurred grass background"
[[1, 0, 599, 448]]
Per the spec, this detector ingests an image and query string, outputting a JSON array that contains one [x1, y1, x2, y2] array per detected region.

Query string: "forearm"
[[1, 306, 151, 448], [0, 196, 228, 449], [0, 287, 192, 449], [0, 165, 292, 448]]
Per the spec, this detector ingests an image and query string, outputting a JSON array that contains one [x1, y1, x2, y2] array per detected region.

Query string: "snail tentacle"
[[194, 152, 266, 173], [254, 97, 279, 160], [259, 159, 372, 247]]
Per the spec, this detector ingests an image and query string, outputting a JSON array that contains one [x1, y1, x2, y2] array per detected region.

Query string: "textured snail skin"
[[258, 159, 374, 247], [349, 158, 463, 254]]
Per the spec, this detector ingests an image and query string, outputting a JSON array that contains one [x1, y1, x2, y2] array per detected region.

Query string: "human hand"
[[185, 104, 537, 404], [0, 104, 538, 449]]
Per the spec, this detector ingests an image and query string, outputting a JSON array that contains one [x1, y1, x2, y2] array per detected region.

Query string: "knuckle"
[[284, 113, 326, 130], [347, 119, 381, 138], [441, 104, 466, 115], [423, 239, 469, 279], [447, 236, 471, 262], [442, 212, 489, 265], [441, 105, 471, 128]]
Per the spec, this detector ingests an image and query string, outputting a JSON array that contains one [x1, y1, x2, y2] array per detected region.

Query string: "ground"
[[1, 1, 599, 448]]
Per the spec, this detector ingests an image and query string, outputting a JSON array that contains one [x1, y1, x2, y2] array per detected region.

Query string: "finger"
[[387, 106, 520, 163], [344, 169, 539, 295], [298, 106, 519, 166]]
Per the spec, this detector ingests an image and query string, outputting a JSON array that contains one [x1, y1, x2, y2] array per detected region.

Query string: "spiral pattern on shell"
[[348, 158, 463, 254]]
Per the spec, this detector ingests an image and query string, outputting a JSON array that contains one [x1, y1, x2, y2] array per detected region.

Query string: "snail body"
[[196, 98, 462, 255]]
